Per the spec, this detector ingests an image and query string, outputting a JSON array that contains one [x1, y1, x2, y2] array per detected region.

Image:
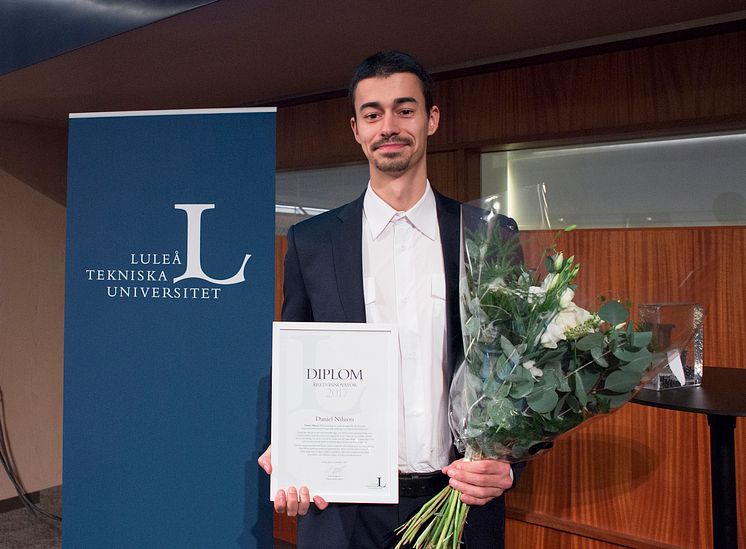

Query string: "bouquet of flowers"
[[395, 191, 690, 548]]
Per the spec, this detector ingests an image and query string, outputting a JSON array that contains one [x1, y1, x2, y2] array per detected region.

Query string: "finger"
[[447, 467, 512, 490], [274, 490, 287, 514], [313, 496, 329, 511], [286, 486, 299, 517], [448, 476, 505, 500], [297, 486, 311, 516], [459, 492, 499, 506], [258, 446, 272, 474]]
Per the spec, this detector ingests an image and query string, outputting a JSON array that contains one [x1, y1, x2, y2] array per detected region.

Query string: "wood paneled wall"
[[272, 28, 746, 548], [277, 30, 746, 172]]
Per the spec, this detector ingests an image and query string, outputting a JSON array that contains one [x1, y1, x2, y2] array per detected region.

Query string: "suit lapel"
[[331, 193, 367, 323], [434, 191, 462, 376]]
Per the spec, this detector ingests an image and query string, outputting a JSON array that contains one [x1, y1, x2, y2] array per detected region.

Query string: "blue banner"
[[63, 109, 275, 548]]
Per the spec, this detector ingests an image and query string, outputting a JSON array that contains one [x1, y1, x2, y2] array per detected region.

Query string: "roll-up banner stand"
[[63, 108, 275, 548]]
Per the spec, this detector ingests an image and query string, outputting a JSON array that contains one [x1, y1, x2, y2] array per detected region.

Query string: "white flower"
[[522, 359, 543, 378], [559, 288, 575, 308], [487, 277, 507, 292], [540, 302, 594, 349], [527, 285, 545, 304], [553, 253, 564, 272]]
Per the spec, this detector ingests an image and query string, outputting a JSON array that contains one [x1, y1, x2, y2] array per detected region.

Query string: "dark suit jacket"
[[281, 187, 518, 548]]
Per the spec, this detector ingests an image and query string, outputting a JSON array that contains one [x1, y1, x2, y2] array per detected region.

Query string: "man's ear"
[[350, 116, 362, 144], [427, 106, 440, 137]]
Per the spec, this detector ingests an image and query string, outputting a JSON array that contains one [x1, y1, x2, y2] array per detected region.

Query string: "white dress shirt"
[[362, 181, 451, 473]]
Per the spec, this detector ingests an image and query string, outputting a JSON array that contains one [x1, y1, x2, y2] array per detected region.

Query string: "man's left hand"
[[441, 458, 513, 506]]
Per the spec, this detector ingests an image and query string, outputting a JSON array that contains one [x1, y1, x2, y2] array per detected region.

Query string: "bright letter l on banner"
[[63, 108, 275, 548]]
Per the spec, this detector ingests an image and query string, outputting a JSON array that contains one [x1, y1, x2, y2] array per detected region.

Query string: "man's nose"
[[380, 111, 399, 137]]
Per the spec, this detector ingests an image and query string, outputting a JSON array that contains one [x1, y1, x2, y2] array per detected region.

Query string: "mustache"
[[372, 137, 412, 150]]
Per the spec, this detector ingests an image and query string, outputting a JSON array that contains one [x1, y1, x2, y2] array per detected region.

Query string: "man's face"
[[350, 73, 439, 177]]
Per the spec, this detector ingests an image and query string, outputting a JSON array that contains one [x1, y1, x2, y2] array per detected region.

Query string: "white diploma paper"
[[270, 322, 399, 503]]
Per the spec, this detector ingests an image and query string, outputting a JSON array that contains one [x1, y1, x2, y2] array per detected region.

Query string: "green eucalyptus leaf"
[[509, 379, 535, 399], [623, 355, 653, 374], [590, 347, 609, 367], [464, 315, 481, 337], [604, 370, 641, 392], [573, 372, 589, 406], [599, 300, 629, 325], [631, 331, 653, 348], [500, 335, 517, 360], [487, 397, 515, 428], [526, 387, 559, 413], [497, 360, 516, 380], [575, 332, 604, 351], [578, 369, 601, 393], [566, 394, 581, 413], [613, 347, 651, 362]]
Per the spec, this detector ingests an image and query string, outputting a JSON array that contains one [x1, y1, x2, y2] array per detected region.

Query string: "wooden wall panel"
[[506, 517, 665, 549], [277, 31, 746, 171], [435, 31, 746, 149]]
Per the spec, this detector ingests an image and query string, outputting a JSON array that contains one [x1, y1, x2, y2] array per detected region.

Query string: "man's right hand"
[[258, 445, 328, 516]]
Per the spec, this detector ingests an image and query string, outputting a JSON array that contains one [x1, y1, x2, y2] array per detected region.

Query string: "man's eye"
[[399, 109, 414, 116], [364, 112, 381, 120]]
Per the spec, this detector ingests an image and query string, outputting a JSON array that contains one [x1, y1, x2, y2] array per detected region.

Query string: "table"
[[632, 367, 746, 549]]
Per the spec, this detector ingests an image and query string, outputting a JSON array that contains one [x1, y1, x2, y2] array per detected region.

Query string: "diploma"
[[270, 322, 399, 503]]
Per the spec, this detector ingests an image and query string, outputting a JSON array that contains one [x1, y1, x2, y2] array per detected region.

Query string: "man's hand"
[[441, 458, 513, 506], [257, 445, 328, 516]]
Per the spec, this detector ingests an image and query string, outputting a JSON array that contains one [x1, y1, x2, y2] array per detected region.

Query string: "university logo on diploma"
[[271, 322, 399, 503]]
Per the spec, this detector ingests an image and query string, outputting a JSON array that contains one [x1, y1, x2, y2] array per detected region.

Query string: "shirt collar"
[[363, 181, 438, 241]]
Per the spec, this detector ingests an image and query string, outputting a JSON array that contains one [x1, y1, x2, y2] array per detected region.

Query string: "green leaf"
[[526, 387, 559, 413], [500, 335, 517, 360], [464, 315, 480, 337], [566, 394, 581, 413], [573, 372, 589, 406], [631, 331, 653, 348], [487, 397, 515, 428], [575, 332, 604, 351], [590, 347, 609, 367], [604, 370, 641, 392], [623, 356, 653, 374], [578, 369, 601, 393], [509, 379, 535, 399], [497, 359, 516, 380], [599, 300, 629, 325], [465, 238, 480, 261], [613, 347, 651, 362]]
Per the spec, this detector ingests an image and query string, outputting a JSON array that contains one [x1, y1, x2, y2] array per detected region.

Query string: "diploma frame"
[[270, 321, 399, 504]]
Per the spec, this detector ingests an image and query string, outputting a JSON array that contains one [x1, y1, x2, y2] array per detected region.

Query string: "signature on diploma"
[[325, 464, 347, 479]]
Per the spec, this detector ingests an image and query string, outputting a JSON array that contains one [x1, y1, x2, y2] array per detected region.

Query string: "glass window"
[[275, 164, 368, 234], [481, 133, 746, 229]]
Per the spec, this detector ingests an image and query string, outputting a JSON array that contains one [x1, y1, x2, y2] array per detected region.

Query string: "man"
[[259, 50, 516, 548]]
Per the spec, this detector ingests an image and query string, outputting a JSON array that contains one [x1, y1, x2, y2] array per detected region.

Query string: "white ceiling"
[[1, 0, 744, 127]]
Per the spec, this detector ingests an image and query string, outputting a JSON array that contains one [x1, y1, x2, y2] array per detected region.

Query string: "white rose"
[[539, 302, 593, 348]]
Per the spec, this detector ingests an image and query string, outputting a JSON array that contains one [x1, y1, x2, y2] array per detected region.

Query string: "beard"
[[373, 154, 411, 174], [371, 138, 413, 174]]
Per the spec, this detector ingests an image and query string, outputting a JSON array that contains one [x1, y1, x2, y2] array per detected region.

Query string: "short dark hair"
[[348, 50, 434, 117]]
